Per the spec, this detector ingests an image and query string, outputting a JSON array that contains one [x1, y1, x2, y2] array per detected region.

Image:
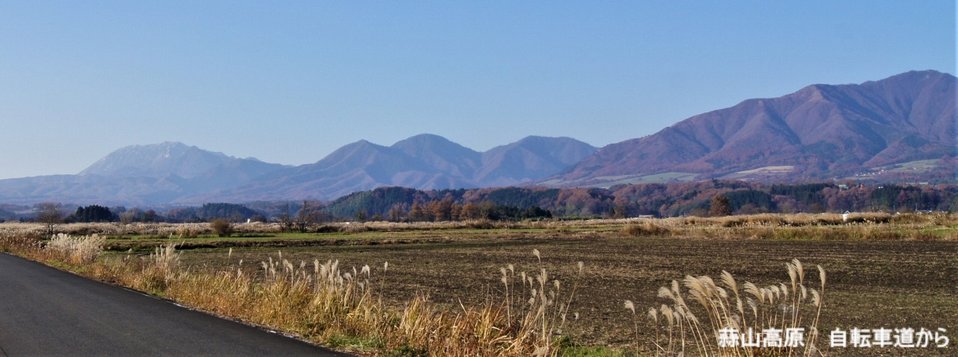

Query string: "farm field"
[[3, 213, 957, 355], [177, 236, 958, 354]]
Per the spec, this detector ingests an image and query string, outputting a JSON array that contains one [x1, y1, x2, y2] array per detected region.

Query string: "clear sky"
[[0, 1, 954, 179]]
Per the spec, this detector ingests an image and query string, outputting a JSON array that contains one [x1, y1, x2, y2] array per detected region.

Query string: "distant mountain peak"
[[334, 139, 390, 153], [514, 135, 592, 146], [398, 133, 450, 142], [478, 136, 596, 186], [392, 133, 478, 155], [888, 69, 948, 79], [78, 142, 285, 186]]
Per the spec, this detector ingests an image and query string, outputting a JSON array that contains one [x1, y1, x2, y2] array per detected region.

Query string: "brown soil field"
[[178, 235, 958, 355]]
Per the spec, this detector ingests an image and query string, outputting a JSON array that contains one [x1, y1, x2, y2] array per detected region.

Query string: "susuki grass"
[[627, 259, 826, 356], [497, 249, 585, 355], [4, 233, 584, 356], [45, 233, 105, 264]]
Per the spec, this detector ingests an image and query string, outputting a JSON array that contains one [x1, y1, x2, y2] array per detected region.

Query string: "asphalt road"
[[0, 253, 346, 356]]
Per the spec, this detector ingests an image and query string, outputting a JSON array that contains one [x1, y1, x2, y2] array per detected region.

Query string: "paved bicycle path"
[[0, 253, 345, 356]]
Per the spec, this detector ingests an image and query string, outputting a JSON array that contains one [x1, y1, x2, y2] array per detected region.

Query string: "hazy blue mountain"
[[0, 136, 594, 204], [557, 70, 956, 186], [478, 136, 597, 186], [194, 139, 462, 202], [391, 134, 483, 179], [0, 142, 287, 205], [80, 142, 284, 182], [192, 135, 595, 202]]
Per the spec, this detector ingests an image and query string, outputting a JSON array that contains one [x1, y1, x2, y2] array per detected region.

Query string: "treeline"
[[165, 203, 263, 222], [21, 203, 262, 224], [322, 187, 555, 222], [15, 182, 958, 224], [322, 182, 958, 220]]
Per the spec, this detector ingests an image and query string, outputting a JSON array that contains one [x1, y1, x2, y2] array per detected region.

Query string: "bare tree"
[[143, 209, 158, 223], [387, 203, 406, 222], [119, 208, 142, 225], [276, 202, 295, 232], [296, 200, 326, 233], [34, 202, 63, 236]]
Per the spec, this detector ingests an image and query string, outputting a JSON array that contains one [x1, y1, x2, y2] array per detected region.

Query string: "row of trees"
[[396, 200, 552, 222], [325, 182, 958, 219], [22, 182, 958, 229], [30, 203, 159, 225], [276, 201, 329, 232]]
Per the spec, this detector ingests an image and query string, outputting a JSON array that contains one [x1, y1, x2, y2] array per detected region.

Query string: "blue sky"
[[0, 1, 954, 179]]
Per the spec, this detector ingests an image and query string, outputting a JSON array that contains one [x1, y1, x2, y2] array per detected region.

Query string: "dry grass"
[[0, 221, 281, 238], [45, 233, 105, 264], [0, 231, 41, 253], [496, 250, 585, 355], [623, 221, 672, 237], [628, 259, 826, 356], [4, 234, 585, 356], [645, 212, 958, 241], [2, 211, 955, 243]]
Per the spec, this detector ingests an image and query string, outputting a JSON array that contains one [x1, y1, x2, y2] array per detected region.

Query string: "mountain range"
[[0, 70, 953, 206], [0, 136, 595, 205], [190, 134, 596, 202]]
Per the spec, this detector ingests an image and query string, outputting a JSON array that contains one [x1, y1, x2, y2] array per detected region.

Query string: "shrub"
[[466, 219, 494, 229], [176, 225, 199, 238], [210, 219, 233, 237], [623, 221, 671, 237], [315, 224, 340, 233]]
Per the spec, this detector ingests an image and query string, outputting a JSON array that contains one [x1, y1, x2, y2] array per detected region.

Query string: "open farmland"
[[2, 213, 957, 355], [176, 235, 958, 355]]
